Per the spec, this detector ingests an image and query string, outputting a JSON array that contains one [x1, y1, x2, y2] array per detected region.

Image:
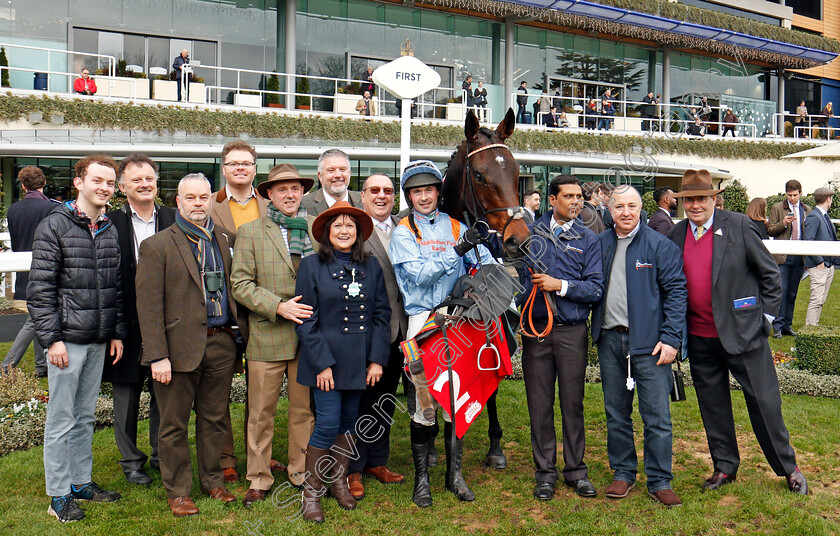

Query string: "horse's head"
[[461, 108, 529, 258]]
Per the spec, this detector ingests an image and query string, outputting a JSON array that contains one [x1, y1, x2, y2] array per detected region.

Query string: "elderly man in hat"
[[803, 187, 838, 326], [231, 164, 318, 507], [389, 160, 497, 508], [668, 169, 807, 495]]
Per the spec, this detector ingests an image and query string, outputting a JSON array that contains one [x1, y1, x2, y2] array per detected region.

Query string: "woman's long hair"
[[746, 197, 768, 226], [317, 213, 368, 264]]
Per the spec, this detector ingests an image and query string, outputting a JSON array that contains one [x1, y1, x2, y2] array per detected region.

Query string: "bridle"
[[462, 142, 526, 244]]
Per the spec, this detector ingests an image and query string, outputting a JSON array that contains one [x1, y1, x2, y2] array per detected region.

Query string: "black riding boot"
[[444, 422, 476, 501], [428, 421, 439, 468], [410, 422, 433, 508]]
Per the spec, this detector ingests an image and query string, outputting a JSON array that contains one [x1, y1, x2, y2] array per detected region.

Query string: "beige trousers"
[[806, 264, 834, 326], [245, 358, 314, 490]]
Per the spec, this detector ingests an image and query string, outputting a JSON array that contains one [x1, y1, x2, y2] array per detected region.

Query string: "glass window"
[[147, 37, 170, 78], [124, 35, 146, 75], [98, 31, 124, 73], [72, 28, 99, 74]]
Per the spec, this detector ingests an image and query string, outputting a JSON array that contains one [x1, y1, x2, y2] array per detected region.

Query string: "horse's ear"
[[465, 109, 480, 142], [495, 108, 516, 140]]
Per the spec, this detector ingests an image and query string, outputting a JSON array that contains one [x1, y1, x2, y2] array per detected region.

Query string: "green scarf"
[[267, 203, 314, 258]]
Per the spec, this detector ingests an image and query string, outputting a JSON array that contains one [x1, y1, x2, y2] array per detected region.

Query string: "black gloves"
[[453, 224, 487, 257]]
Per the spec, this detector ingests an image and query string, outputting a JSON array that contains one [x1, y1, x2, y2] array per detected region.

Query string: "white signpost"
[[372, 56, 440, 211]]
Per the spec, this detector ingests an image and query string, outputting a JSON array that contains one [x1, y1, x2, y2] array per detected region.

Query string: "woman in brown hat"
[[294, 201, 391, 523]]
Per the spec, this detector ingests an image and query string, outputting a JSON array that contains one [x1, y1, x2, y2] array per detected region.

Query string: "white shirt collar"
[[371, 215, 392, 231], [225, 184, 257, 205], [550, 216, 575, 233], [325, 190, 349, 208], [616, 221, 641, 240], [128, 203, 156, 223]]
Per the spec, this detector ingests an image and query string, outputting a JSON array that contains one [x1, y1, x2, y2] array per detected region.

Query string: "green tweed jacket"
[[231, 214, 318, 361]]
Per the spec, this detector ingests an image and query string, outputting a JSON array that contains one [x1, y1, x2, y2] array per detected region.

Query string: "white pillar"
[[505, 17, 514, 115], [662, 46, 671, 133], [284, 0, 296, 109], [778, 68, 786, 137]]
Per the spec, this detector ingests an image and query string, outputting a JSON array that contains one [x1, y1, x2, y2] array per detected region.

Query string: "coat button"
[[359, 294, 365, 299], [332, 273, 337, 277], [344, 306, 348, 311], [344, 295, 348, 301], [343, 327, 349, 333], [342, 284, 347, 289], [359, 315, 365, 320], [359, 325, 365, 331], [343, 317, 348, 322], [360, 305, 365, 310]]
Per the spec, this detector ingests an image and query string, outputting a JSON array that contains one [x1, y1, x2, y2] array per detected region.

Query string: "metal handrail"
[[771, 112, 835, 138], [0, 42, 115, 92]]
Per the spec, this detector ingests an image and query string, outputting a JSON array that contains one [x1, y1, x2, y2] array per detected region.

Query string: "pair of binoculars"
[[203, 270, 224, 293]]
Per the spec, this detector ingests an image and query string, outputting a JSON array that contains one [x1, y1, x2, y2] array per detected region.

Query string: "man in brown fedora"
[[230, 164, 318, 507], [669, 169, 808, 495]]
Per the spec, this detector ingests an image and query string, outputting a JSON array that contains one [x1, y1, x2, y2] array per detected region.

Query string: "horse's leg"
[[484, 389, 507, 469]]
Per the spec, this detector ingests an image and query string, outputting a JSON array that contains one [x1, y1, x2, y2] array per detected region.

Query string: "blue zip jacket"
[[591, 223, 686, 354], [517, 211, 604, 325]]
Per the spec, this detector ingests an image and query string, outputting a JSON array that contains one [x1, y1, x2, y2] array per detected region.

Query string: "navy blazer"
[[7, 193, 58, 299], [591, 224, 686, 355], [803, 208, 838, 268], [295, 253, 391, 390]]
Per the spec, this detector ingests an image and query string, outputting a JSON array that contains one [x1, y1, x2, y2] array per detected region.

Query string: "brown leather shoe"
[[270, 459, 287, 473], [363, 465, 406, 484], [206, 487, 237, 503], [168, 496, 199, 517], [242, 488, 267, 508], [649, 488, 683, 507], [348, 472, 365, 499], [605, 480, 635, 499], [222, 467, 239, 483]]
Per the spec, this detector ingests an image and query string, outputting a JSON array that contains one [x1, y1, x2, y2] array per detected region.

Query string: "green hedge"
[[0, 94, 822, 162], [794, 326, 840, 375]]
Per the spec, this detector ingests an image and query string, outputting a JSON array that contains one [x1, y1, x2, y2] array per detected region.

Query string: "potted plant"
[[296, 76, 311, 110], [265, 72, 281, 108]]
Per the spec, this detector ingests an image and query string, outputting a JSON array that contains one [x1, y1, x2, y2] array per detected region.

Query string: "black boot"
[[444, 422, 476, 501], [428, 421, 439, 468], [410, 422, 433, 508], [330, 434, 357, 510], [302, 446, 329, 523], [484, 435, 507, 470]]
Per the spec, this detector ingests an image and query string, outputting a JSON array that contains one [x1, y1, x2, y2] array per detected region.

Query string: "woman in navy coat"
[[295, 201, 391, 523]]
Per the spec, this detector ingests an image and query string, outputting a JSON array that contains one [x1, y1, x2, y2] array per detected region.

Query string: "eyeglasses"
[[223, 162, 255, 168], [364, 186, 394, 195]]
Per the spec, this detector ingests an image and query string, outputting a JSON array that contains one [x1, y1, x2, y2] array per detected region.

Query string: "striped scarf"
[[267, 203, 314, 258], [176, 211, 225, 317]]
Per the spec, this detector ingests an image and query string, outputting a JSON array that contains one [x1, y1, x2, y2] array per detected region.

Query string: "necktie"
[[377, 222, 389, 234], [791, 209, 799, 240], [694, 225, 705, 240]]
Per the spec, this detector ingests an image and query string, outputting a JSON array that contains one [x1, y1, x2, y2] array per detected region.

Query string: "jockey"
[[389, 160, 496, 508]]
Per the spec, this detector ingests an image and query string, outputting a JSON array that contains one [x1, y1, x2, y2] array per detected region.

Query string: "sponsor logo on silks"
[[635, 260, 653, 270], [465, 400, 482, 423]]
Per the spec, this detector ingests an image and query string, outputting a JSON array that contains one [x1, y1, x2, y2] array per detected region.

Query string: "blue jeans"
[[598, 117, 612, 130], [517, 104, 526, 123], [44, 342, 106, 496], [774, 259, 804, 332], [598, 330, 673, 492], [309, 389, 362, 449]]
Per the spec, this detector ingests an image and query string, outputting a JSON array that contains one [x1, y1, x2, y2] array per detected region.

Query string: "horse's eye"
[[473, 170, 486, 184]]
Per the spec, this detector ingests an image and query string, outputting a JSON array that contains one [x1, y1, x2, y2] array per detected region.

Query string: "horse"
[[440, 107, 528, 469]]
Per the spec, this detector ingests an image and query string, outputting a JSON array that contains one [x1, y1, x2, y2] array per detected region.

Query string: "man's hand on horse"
[[531, 273, 564, 293], [454, 223, 488, 256], [366, 362, 384, 386]]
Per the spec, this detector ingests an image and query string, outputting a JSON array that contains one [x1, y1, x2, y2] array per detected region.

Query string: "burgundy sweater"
[[683, 228, 718, 338]]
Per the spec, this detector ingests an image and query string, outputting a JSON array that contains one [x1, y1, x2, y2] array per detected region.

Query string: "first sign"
[[372, 56, 441, 100]]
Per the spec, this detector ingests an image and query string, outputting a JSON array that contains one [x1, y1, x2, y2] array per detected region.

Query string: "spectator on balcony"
[[558, 111, 570, 128], [641, 91, 657, 131], [699, 97, 712, 123], [473, 81, 488, 121], [544, 105, 559, 129], [585, 99, 597, 130], [819, 102, 833, 139], [795, 100, 809, 138], [516, 81, 528, 123], [361, 66, 376, 96], [462, 75, 474, 109], [356, 90, 376, 119], [173, 49, 190, 102], [598, 98, 615, 131], [538, 90, 551, 125], [722, 109, 738, 138], [74, 69, 97, 96]]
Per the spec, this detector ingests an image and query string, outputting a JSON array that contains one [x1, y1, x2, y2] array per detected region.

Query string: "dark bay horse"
[[440, 108, 528, 469]]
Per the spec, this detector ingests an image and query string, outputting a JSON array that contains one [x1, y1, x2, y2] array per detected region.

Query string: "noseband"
[[463, 142, 525, 243]]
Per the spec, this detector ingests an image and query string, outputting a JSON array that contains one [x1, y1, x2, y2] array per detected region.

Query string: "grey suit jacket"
[[669, 209, 781, 355], [301, 188, 363, 216], [364, 215, 408, 343]]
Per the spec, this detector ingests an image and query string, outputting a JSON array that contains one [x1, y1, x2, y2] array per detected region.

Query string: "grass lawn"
[[0, 279, 838, 535]]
